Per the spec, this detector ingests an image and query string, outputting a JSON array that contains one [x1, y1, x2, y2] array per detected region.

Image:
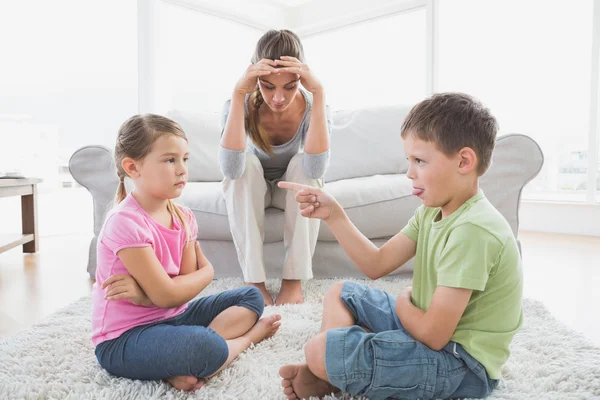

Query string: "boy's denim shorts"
[[325, 281, 498, 400]]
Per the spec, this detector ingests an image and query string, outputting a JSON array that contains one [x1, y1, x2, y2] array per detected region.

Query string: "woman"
[[219, 29, 331, 306]]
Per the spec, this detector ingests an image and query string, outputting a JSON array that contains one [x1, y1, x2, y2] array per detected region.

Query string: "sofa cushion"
[[178, 174, 418, 243], [168, 105, 412, 184], [324, 106, 410, 183], [167, 110, 223, 182]]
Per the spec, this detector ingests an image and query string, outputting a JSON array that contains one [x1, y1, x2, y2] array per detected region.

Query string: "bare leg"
[[275, 279, 304, 305], [248, 282, 274, 306], [319, 281, 355, 331], [164, 309, 275, 392], [280, 333, 338, 399], [208, 306, 259, 340], [208, 314, 281, 377], [281, 281, 351, 399]]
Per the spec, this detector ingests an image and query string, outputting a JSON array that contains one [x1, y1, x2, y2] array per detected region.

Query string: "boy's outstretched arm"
[[278, 181, 417, 279], [396, 286, 472, 351]]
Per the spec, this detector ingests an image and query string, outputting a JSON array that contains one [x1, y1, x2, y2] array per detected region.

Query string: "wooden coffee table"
[[0, 178, 40, 254]]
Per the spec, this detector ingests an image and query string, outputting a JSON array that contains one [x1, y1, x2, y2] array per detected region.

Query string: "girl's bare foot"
[[279, 364, 337, 400], [164, 375, 204, 391], [248, 282, 274, 306], [243, 314, 282, 344], [275, 279, 304, 305]]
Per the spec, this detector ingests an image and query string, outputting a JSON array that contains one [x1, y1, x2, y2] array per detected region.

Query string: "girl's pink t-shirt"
[[91, 193, 198, 346]]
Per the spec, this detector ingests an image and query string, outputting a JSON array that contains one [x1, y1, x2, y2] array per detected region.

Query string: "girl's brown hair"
[[114, 114, 191, 239], [247, 29, 305, 154]]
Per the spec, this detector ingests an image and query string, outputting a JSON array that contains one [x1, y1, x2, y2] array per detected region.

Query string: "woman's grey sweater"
[[218, 89, 331, 181]]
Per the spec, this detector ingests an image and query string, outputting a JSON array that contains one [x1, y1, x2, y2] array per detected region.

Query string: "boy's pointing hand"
[[278, 181, 340, 221]]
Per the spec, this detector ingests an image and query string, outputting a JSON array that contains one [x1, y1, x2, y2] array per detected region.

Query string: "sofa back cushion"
[[324, 105, 410, 183], [168, 105, 411, 183], [168, 110, 224, 182]]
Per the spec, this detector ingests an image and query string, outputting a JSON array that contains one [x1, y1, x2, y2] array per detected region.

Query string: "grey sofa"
[[69, 106, 543, 280]]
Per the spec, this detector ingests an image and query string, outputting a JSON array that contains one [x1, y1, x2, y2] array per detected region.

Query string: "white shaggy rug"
[[1, 277, 600, 400]]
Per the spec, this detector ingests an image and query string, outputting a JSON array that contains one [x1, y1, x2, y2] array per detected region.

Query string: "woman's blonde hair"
[[114, 114, 191, 239], [248, 29, 305, 154]]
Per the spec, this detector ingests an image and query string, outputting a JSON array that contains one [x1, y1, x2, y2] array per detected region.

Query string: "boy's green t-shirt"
[[400, 190, 522, 380]]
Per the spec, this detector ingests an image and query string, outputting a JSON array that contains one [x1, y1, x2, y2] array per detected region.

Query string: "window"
[[0, 0, 137, 235], [303, 9, 427, 111], [153, 2, 263, 114], [438, 0, 595, 202]]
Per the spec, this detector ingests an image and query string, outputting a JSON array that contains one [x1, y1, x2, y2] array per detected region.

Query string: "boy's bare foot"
[[248, 282, 274, 306], [275, 279, 304, 305], [164, 375, 204, 391], [243, 314, 282, 345], [279, 364, 337, 400]]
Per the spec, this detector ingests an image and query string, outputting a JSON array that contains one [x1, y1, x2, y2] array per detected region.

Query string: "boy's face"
[[134, 135, 189, 200], [403, 135, 462, 210]]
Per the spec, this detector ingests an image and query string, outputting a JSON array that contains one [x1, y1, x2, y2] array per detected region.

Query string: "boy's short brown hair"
[[401, 92, 498, 175]]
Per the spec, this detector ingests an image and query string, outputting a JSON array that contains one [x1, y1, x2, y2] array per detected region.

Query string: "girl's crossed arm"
[[117, 242, 214, 309], [179, 239, 202, 275]]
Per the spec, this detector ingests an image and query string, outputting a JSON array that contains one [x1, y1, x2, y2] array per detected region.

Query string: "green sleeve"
[[436, 223, 503, 291], [400, 205, 423, 242]]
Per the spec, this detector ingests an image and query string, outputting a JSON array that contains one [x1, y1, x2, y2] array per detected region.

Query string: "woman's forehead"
[[259, 72, 299, 86]]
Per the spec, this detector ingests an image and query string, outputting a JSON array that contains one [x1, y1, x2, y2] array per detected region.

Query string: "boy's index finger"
[[277, 181, 309, 192]]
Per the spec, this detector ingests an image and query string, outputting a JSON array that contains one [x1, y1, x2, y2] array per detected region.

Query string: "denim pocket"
[[367, 336, 438, 400]]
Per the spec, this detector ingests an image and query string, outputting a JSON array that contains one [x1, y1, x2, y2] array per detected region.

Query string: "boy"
[[277, 92, 522, 400]]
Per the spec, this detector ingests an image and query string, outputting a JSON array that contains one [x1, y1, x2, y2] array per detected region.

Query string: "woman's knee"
[[285, 153, 305, 179], [286, 153, 323, 184], [223, 153, 264, 182], [244, 153, 263, 176]]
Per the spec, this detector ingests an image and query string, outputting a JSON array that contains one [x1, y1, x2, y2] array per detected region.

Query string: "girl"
[[92, 114, 281, 392], [219, 29, 331, 306]]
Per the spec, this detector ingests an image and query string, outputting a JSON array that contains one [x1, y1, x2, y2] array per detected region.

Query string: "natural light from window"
[[154, 2, 263, 114], [0, 0, 137, 236], [303, 9, 427, 111], [438, 0, 595, 202]]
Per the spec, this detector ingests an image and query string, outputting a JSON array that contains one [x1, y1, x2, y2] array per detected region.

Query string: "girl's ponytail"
[[114, 174, 127, 204]]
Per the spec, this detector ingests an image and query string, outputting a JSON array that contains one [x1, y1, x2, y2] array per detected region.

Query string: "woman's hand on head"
[[235, 59, 279, 96], [274, 56, 323, 95]]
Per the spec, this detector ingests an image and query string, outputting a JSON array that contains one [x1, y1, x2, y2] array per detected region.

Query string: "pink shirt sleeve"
[[101, 211, 153, 255]]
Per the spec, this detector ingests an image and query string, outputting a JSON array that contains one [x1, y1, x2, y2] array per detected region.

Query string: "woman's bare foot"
[[275, 279, 304, 305], [164, 375, 204, 391], [248, 282, 274, 306], [243, 314, 282, 345], [280, 364, 337, 400]]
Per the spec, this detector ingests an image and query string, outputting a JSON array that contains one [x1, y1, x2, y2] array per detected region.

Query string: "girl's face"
[[258, 72, 301, 113], [130, 135, 189, 200]]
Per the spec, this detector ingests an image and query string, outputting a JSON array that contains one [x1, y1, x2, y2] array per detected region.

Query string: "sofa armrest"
[[69, 146, 119, 236], [481, 134, 544, 236]]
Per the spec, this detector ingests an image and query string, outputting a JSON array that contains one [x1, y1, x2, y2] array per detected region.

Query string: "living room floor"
[[0, 231, 598, 345]]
